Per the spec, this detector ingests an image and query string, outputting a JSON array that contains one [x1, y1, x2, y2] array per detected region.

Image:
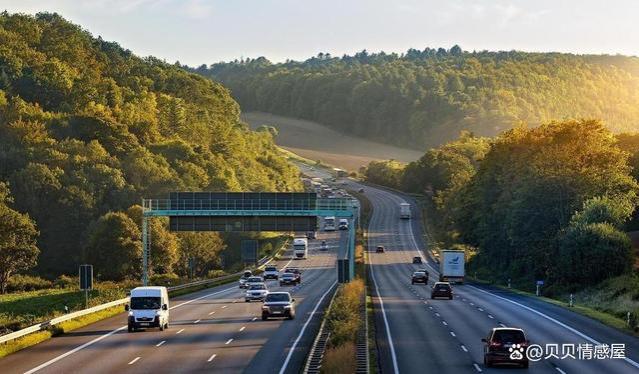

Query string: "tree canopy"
[[197, 47, 639, 149], [0, 12, 301, 277]]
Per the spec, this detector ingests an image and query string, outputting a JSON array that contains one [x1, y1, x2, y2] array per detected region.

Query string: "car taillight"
[[490, 341, 501, 347]]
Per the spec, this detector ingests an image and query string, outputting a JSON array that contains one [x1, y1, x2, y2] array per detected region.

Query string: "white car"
[[263, 266, 279, 280], [245, 283, 268, 302], [246, 276, 264, 288]]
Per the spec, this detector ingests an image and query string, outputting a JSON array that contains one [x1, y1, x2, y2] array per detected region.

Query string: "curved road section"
[[0, 237, 339, 374], [354, 180, 639, 374]]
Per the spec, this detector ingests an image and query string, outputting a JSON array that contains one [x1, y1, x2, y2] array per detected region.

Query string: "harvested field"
[[242, 112, 423, 171]]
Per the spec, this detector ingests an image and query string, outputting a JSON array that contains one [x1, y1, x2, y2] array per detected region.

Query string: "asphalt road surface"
[[1, 234, 340, 374]]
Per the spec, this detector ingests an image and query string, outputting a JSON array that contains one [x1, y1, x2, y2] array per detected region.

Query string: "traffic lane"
[[0, 282, 239, 374], [448, 283, 639, 373], [125, 261, 335, 373], [242, 259, 337, 373]]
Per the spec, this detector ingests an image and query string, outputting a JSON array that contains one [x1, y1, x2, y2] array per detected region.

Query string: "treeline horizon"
[[195, 46, 639, 150]]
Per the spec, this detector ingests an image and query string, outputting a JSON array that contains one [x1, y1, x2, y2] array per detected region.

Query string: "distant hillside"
[[195, 47, 639, 149], [0, 12, 301, 276]]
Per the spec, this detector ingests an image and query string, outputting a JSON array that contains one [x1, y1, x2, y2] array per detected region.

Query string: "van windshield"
[[131, 296, 161, 310]]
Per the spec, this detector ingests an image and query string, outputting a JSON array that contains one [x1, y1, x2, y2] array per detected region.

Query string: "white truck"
[[126, 286, 170, 332], [400, 203, 411, 219], [439, 250, 465, 283], [293, 237, 308, 259], [338, 218, 349, 230]]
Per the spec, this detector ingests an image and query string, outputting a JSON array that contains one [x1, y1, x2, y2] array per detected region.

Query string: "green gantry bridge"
[[141, 192, 359, 285]]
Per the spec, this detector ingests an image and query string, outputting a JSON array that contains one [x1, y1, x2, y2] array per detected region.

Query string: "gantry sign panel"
[[166, 192, 319, 232]]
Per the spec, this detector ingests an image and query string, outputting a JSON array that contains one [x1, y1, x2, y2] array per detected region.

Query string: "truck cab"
[[399, 203, 411, 219], [126, 286, 170, 332], [293, 237, 308, 259]]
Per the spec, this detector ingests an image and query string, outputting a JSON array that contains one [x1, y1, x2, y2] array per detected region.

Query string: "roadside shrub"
[[150, 273, 181, 286], [207, 270, 226, 278], [321, 342, 356, 374], [7, 275, 52, 292], [326, 279, 364, 346], [53, 275, 76, 289]]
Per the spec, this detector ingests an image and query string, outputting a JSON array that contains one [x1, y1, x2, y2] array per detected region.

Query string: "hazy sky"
[[1, 0, 638, 66]]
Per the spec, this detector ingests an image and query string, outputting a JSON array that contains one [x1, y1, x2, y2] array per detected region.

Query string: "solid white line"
[[461, 345, 468, 352], [473, 363, 482, 372], [467, 285, 639, 369], [556, 368, 567, 374], [225, 338, 233, 345], [239, 326, 246, 332], [194, 319, 201, 324], [278, 281, 337, 374], [128, 357, 140, 365], [156, 340, 166, 347], [450, 331, 456, 337], [176, 328, 185, 334], [207, 353, 217, 362]]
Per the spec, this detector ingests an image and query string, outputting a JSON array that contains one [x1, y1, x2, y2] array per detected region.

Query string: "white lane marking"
[[467, 285, 639, 369], [470, 302, 475, 306], [461, 345, 468, 352], [156, 340, 166, 347], [499, 323, 506, 327], [176, 328, 185, 334], [194, 319, 201, 324], [478, 308, 484, 312], [207, 353, 217, 362], [278, 281, 337, 374], [442, 321, 448, 326], [222, 305, 228, 309], [473, 363, 482, 372], [435, 313, 440, 317], [556, 368, 567, 374], [252, 317, 257, 321], [450, 331, 456, 337], [488, 314, 494, 319], [23, 325, 127, 374], [209, 311, 216, 315], [225, 338, 233, 345], [239, 326, 246, 332], [128, 357, 141, 365], [233, 300, 237, 303], [428, 306, 433, 310], [369, 254, 400, 374]]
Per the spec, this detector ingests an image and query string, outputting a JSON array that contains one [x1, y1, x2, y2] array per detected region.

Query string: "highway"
[[0, 235, 339, 374], [357, 181, 639, 374]]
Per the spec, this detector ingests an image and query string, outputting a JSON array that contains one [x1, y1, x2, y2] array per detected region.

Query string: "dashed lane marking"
[[128, 357, 141, 365], [156, 340, 166, 347]]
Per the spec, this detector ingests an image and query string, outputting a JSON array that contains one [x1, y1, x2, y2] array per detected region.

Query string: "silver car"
[[245, 283, 268, 302]]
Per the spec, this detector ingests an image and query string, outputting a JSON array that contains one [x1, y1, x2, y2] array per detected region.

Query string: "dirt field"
[[242, 112, 423, 171]]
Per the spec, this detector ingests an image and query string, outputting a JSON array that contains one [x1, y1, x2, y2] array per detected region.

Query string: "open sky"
[[1, 0, 638, 66]]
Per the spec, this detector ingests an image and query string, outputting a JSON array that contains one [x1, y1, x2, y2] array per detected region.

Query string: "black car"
[[306, 231, 317, 240], [411, 271, 429, 284], [431, 282, 453, 299], [482, 328, 529, 368], [376, 245, 385, 253], [358, 188, 365, 193], [262, 292, 295, 320], [412, 256, 423, 264]]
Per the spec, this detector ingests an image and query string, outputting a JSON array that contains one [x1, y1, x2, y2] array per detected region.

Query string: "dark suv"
[[262, 292, 295, 320], [411, 271, 429, 284], [482, 328, 529, 368], [431, 282, 453, 299], [412, 256, 423, 264]]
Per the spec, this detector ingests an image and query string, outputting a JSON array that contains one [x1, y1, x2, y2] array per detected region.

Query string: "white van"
[[338, 218, 349, 230], [126, 286, 170, 332]]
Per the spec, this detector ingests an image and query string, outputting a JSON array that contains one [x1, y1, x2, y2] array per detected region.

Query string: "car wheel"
[[159, 322, 164, 331], [245, 299, 250, 302], [280, 282, 284, 286], [449, 295, 453, 300], [127, 325, 133, 333], [431, 295, 435, 299], [411, 281, 414, 284], [165, 322, 169, 330], [262, 314, 268, 321], [521, 361, 529, 369]]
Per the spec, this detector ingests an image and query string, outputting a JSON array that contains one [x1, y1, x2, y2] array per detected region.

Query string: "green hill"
[[198, 47, 639, 149], [0, 12, 301, 276]]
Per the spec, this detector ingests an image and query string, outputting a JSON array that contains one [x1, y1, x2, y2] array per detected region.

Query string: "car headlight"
[[128, 311, 134, 317], [262, 306, 269, 310], [284, 305, 291, 309]]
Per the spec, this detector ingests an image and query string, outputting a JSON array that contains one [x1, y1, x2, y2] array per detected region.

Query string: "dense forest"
[[364, 120, 639, 292], [196, 47, 639, 149], [0, 12, 301, 289]]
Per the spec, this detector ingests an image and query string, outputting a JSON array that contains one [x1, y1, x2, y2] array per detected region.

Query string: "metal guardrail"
[[0, 240, 290, 346], [303, 285, 340, 374]]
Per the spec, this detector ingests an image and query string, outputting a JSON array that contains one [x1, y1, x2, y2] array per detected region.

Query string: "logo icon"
[[509, 344, 525, 360], [450, 257, 459, 264]]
